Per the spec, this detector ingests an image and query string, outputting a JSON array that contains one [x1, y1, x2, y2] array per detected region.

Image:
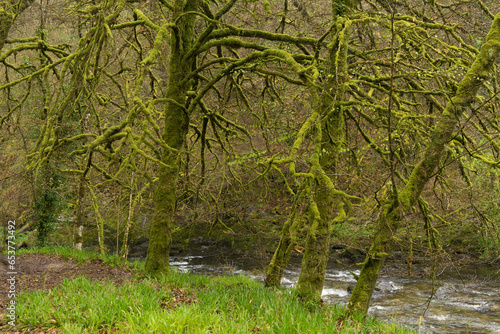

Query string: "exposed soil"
[[0, 253, 133, 331]]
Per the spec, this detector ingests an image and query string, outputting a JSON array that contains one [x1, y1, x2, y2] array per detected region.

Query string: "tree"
[[265, 0, 361, 299], [0, 0, 35, 50], [17, 0, 326, 274], [265, 0, 500, 308], [348, 10, 500, 314]]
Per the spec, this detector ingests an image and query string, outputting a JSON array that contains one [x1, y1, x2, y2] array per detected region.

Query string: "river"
[[164, 249, 500, 333]]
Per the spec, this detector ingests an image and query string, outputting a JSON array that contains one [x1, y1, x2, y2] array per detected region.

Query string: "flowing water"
[[165, 250, 499, 333]]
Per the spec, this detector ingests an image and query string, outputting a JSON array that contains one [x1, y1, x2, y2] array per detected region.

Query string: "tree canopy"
[[1, 0, 499, 317]]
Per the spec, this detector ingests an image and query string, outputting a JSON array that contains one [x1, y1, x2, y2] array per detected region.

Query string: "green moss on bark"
[[295, 17, 352, 299], [145, 0, 200, 276], [265, 13, 354, 298], [348, 11, 500, 315], [0, 1, 35, 51]]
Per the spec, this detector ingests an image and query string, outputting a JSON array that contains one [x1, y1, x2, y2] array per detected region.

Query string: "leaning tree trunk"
[[264, 203, 305, 287], [145, 0, 199, 276], [348, 11, 500, 314]]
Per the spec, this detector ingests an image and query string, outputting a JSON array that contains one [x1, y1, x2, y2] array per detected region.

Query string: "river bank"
[[163, 246, 500, 334], [0, 246, 415, 333]]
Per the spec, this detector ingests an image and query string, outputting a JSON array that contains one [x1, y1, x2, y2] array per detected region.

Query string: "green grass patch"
[[7, 267, 415, 333], [17, 245, 145, 271]]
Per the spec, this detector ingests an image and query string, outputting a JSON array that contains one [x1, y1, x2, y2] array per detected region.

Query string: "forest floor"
[[0, 250, 415, 334], [0, 253, 134, 330], [0, 249, 484, 313], [0, 249, 490, 333]]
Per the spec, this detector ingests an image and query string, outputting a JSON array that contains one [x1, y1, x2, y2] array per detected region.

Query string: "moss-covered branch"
[[348, 10, 500, 315]]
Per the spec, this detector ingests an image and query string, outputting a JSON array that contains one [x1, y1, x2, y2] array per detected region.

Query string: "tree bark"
[[121, 172, 134, 258], [74, 179, 85, 251], [296, 15, 351, 297], [265, 189, 307, 287], [0, 0, 35, 50], [145, 0, 200, 275], [348, 11, 500, 314], [265, 12, 352, 299], [296, 173, 337, 298]]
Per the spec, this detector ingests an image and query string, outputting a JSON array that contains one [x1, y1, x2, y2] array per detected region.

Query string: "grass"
[[17, 245, 145, 271], [7, 246, 415, 333]]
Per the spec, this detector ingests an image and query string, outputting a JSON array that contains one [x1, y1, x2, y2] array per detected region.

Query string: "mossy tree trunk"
[[264, 204, 304, 287], [265, 8, 353, 297], [265, 179, 311, 287], [0, 0, 34, 50], [74, 177, 86, 250], [348, 11, 500, 314], [296, 15, 351, 298], [145, 0, 200, 276], [295, 174, 337, 298], [74, 97, 92, 251]]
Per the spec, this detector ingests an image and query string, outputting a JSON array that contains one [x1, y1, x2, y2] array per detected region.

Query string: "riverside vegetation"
[[2, 246, 415, 333]]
